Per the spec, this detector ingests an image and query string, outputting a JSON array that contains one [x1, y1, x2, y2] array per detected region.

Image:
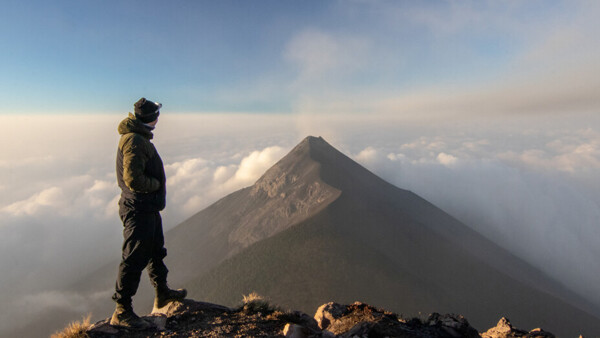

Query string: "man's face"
[[147, 117, 158, 127]]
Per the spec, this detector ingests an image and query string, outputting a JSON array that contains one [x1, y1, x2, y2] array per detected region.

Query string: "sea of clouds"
[[0, 112, 599, 332]]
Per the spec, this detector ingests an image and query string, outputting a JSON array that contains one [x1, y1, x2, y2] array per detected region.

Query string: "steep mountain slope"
[[187, 190, 600, 336], [163, 136, 341, 282], [175, 136, 600, 336]]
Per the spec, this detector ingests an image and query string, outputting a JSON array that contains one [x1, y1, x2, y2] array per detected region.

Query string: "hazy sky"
[[1, 0, 599, 334], [1, 0, 598, 115]]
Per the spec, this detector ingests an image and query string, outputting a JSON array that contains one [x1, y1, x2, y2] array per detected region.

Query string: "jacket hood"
[[118, 113, 154, 139]]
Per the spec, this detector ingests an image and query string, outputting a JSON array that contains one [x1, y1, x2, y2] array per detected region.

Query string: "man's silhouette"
[[111, 98, 186, 329]]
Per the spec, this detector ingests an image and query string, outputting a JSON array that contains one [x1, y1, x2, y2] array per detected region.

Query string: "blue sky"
[[2, 0, 596, 115]]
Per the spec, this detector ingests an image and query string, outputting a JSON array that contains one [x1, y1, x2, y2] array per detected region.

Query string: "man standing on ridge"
[[111, 98, 186, 329]]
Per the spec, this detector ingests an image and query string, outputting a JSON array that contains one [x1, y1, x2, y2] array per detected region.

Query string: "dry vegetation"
[[50, 314, 91, 338], [240, 292, 280, 314]]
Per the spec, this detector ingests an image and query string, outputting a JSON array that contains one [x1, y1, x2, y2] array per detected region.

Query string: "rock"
[[314, 302, 348, 330], [88, 319, 119, 335], [151, 298, 231, 317], [145, 314, 167, 331], [321, 330, 337, 338], [481, 317, 556, 338], [314, 302, 414, 337], [288, 310, 321, 332], [527, 328, 555, 338], [426, 312, 480, 338], [87, 316, 162, 336], [482, 317, 521, 337], [67, 298, 562, 338], [283, 323, 310, 338], [341, 321, 374, 338], [152, 299, 184, 316]]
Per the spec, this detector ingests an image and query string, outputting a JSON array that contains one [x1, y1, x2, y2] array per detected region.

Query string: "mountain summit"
[[229, 136, 342, 248], [64, 298, 558, 338]]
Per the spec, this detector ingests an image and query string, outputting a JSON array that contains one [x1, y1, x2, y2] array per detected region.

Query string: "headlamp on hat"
[[134, 97, 161, 123]]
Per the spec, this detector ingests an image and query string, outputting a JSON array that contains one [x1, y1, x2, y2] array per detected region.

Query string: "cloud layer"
[[349, 128, 600, 306], [0, 114, 298, 332], [0, 113, 599, 332]]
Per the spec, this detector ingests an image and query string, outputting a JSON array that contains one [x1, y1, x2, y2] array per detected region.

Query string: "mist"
[[346, 114, 600, 307]]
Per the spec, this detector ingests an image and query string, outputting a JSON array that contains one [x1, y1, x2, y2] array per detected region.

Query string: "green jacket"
[[116, 113, 166, 211]]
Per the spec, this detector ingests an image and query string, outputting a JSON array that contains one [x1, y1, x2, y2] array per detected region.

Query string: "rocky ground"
[[64, 297, 558, 338]]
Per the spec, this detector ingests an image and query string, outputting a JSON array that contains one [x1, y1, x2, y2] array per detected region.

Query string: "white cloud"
[[166, 158, 209, 186], [161, 146, 287, 219], [285, 29, 369, 82], [3, 187, 66, 216], [436, 152, 458, 166], [355, 147, 378, 164], [17, 289, 112, 315], [1, 176, 119, 220], [213, 165, 236, 183], [278, 2, 600, 119], [285, 30, 340, 78], [351, 130, 600, 307], [1, 289, 113, 331], [498, 132, 600, 174], [387, 153, 404, 161], [226, 146, 286, 188]]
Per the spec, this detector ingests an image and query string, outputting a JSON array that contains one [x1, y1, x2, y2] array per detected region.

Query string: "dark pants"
[[113, 209, 169, 305]]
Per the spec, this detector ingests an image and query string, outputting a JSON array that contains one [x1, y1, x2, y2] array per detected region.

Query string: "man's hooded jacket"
[[116, 113, 166, 212]]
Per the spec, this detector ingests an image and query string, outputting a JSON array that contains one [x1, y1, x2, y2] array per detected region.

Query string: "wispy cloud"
[[285, 29, 370, 84], [163, 146, 287, 217], [278, 1, 600, 118]]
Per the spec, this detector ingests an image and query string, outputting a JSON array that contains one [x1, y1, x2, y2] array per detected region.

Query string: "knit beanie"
[[134, 97, 161, 123]]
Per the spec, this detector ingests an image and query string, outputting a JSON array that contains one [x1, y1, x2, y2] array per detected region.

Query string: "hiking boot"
[[154, 284, 187, 308], [110, 303, 153, 330]]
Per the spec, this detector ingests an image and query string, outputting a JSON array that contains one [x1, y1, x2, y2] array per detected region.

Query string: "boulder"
[[283, 323, 310, 338], [145, 314, 167, 331], [481, 317, 515, 337], [341, 321, 374, 337], [151, 298, 231, 317], [314, 302, 348, 330], [481, 317, 555, 338], [426, 312, 480, 338], [527, 328, 556, 338], [87, 319, 119, 335], [288, 310, 321, 332], [315, 301, 408, 337]]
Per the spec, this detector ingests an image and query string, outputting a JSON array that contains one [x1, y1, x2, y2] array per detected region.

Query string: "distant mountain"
[[27, 136, 600, 338], [168, 136, 600, 336]]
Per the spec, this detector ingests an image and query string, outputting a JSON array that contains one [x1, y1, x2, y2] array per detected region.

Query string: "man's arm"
[[121, 135, 161, 193]]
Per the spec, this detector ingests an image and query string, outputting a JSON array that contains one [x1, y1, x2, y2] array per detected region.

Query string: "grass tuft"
[[50, 314, 91, 338], [242, 292, 264, 304], [240, 292, 279, 314]]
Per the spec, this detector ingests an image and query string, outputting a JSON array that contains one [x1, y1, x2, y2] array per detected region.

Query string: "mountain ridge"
[[56, 297, 561, 338]]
